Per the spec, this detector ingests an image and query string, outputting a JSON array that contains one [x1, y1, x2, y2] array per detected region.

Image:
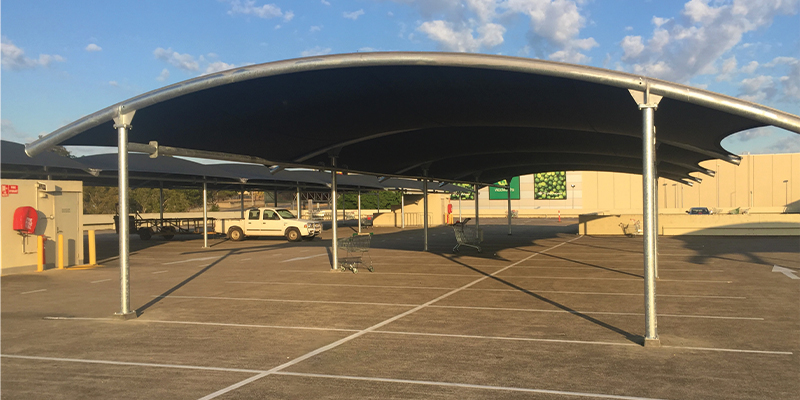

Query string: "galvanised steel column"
[[507, 181, 512, 235], [274, 189, 278, 207], [358, 190, 362, 234], [113, 110, 135, 319], [423, 178, 429, 251], [159, 181, 164, 221], [641, 103, 660, 347], [203, 181, 208, 248], [654, 174, 659, 279], [331, 158, 339, 270], [474, 184, 480, 231], [401, 191, 405, 229], [296, 186, 301, 219], [240, 186, 245, 219]]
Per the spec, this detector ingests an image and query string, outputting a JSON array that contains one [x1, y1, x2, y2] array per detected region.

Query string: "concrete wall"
[[1, 179, 84, 274], [451, 153, 799, 218], [578, 213, 800, 236]]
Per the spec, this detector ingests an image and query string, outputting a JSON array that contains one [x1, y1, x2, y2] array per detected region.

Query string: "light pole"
[[784, 180, 790, 205], [663, 183, 668, 208], [570, 184, 575, 208], [672, 184, 677, 210]]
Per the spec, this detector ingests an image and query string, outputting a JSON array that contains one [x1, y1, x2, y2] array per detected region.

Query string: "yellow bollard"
[[58, 234, 65, 269], [37, 235, 45, 272], [88, 230, 97, 265]]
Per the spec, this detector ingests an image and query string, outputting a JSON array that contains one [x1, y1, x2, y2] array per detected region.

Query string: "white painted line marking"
[[279, 270, 482, 277], [226, 282, 745, 299], [44, 316, 793, 356], [199, 235, 584, 399], [20, 289, 47, 295], [274, 371, 667, 400], [162, 256, 221, 265], [90, 279, 112, 284], [239, 258, 252, 261], [281, 253, 328, 263], [0, 354, 263, 374], [660, 345, 793, 355], [157, 295, 760, 321], [152, 270, 169, 275], [772, 265, 799, 279]]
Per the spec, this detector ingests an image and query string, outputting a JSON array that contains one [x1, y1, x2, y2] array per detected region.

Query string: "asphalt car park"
[[2, 219, 798, 399]]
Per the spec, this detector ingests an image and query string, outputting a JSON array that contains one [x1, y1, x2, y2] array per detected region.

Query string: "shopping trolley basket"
[[452, 219, 482, 253], [337, 233, 374, 273]]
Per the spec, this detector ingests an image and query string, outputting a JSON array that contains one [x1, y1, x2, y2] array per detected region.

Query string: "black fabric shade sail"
[[26, 52, 800, 185]]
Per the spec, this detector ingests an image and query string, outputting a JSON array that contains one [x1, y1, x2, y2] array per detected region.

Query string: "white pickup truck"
[[217, 207, 322, 242]]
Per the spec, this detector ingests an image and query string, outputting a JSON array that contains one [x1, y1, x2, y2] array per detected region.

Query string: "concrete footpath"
[[2, 219, 798, 399]]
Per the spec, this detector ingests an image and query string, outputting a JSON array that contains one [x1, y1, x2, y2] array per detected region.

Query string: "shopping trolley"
[[452, 218, 482, 253], [619, 219, 642, 237], [337, 233, 374, 273]]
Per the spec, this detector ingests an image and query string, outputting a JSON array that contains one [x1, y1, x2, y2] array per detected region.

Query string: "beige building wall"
[[442, 153, 799, 219], [1, 179, 84, 274]]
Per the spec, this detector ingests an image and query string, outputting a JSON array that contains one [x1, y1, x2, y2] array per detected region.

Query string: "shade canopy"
[[26, 52, 800, 184]]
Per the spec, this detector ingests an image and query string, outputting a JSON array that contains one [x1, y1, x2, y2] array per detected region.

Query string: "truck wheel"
[[138, 228, 152, 241], [285, 228, 301, 242], [162, 227, 176, 240], [229, 227, 244, 241]]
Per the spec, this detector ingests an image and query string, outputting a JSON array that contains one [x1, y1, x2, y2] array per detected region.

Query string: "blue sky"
[[2, 0, 799, 156]]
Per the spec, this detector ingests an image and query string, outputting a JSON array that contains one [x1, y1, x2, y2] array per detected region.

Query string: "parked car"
[[216, 207, 321, 242], [686, 207, 711, 215]]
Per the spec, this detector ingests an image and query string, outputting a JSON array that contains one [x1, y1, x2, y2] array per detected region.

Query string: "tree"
[[339, 191, 401, 210]]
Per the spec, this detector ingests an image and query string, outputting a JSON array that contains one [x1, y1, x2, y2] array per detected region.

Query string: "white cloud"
[[225, 0, 294, 22], [1, 37, 65, 70], [343, 9, 365, 20], [731, 127, 771, 142], [85, 43, 102, 52], [156, 68, 170, 81], [301, 46, 332, 57], [321, 0, 330, 5], [108, 81, 119, 87], [739, 75, 776, 102], [417, 20, 506, 52], [741, 60, 759, 74], [617, 0, 800, 83], [398, 1, 596, 61], [621, 36, 644, 60], [204, 61, 236, 74], [766, 134, 800, 153], [154, 47, 199, 71], [310, 25, 322, 33]]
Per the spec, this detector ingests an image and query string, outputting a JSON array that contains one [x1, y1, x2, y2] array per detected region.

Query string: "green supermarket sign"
[[489, 177, 520, 200]]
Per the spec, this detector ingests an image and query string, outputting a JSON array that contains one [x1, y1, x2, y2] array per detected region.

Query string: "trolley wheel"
[[285, 228, 301, 242], [368, 266, 374, 272], [477, 248, 482, 253], [138, 228, 152, 240], [229, 227, 244, 241], [352, 268, 358, 274], [453, 248, 459, 253]]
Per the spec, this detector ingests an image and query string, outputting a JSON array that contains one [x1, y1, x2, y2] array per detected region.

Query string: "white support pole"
[[113, 109, 135, 319], [401, 191, 405, 229], [358, 190, 362, 234], [331, 158, 338, 270], [641, 103, 660, 347], [240, 186, 245, 219], [274, 189, 278, 207], [376, 193, 380, 214], [474, 184, 480, 231], [296, 186, 301, 219], [423, 178, 429, 251], [507, 180, 512, 236], [159, 181, 164, 221], [458, 195, 462, 222], [203, 181, 208, 249]]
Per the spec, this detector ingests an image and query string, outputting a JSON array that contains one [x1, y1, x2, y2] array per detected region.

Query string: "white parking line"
[[274, 371, 668, 400], [20, 289, 47, 295], [162, 256, 221, 265], [226, 282, 745, 299], [281, 253, 328, 263], [152, 270, 169, 275], [0, 354, 263, 374], [155, 295, 761, 321], [43, 316, 793, 356], [90, 279, 112, 284], [199, 235, 584, 399]]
